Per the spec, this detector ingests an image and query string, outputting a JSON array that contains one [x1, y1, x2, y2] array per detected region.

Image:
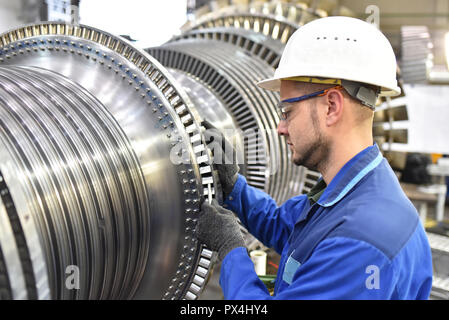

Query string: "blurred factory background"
[[0, 0, 188, 47], [0, 0, 448, 300]]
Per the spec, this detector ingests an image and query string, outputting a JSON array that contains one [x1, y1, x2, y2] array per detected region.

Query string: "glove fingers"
[[201, 199, 232, 217], [201, 199, 214, 211], [204, 198, 220, 209], [209, 199, 236, 216], [197, 199, 245, 261], [215, 204, 235, 216], [202, 121, 236, 165]]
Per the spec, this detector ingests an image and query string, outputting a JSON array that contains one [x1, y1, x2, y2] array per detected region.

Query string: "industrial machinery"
[[149, 0, 409, 197], [0, 23, 217, 300], [0, 0, 415, 300]]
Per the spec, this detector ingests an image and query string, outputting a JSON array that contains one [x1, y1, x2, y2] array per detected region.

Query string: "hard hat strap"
[[285, 77, 342, 85], [340, 80, 379, 110], [284, 77, 379, 110]]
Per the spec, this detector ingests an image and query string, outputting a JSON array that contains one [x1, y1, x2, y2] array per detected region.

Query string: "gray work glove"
[[196, 200, 245, 261], [202, 120, 240, 198]]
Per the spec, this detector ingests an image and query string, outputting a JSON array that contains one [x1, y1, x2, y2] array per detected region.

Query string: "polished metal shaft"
[[0, 65, 150, 299], [0, 23, 216, 300]]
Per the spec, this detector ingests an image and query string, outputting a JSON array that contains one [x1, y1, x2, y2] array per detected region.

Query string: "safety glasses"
[[277, 85, 343, 121]]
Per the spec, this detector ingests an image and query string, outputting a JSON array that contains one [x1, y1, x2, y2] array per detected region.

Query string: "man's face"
[[277, 80, 330, 171]]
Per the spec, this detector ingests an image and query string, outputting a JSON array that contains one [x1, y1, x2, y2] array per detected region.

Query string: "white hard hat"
[[257, 16, 401, 97]]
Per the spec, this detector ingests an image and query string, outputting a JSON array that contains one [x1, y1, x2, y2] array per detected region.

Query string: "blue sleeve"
[[220, 237, 400, 300], [224, 174, 307, 253]]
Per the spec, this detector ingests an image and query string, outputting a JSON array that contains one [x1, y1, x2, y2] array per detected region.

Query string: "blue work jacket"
[[220, 144, 433, 299]]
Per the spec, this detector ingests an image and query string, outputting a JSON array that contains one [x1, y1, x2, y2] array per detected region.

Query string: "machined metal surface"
[[168, 68, 247, 179], [184, 1, 326, 44], [0, 1, 421, 301], [0, 23, 216, 300], [148, 38, 307, 203], [0, 170, 39, 300], [0, 65, 150, 299], [172, 27, 284, 68]]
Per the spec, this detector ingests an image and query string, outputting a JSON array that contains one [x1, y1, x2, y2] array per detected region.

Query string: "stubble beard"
[[292, 105, 330, 172]]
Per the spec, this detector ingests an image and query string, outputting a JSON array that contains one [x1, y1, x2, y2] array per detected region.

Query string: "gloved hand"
[[202, 120, 240, 198], [196, 200, 245, 261]]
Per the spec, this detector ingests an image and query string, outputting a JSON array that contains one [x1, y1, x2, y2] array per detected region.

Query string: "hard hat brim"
[[257, 77, 402, 97], [256, 77, 281, 91]]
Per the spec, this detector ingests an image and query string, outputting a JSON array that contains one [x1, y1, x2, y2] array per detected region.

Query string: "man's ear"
[[324, 89, 345, 127]]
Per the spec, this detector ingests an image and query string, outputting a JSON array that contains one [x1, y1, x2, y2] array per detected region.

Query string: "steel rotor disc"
[[185, 2, 325, 44], [148, 38, 309, 204], [171, 27, 284, 68], [0, 23, 216, 300]]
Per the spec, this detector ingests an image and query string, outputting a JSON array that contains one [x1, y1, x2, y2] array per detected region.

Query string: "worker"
[[196, 16, 433, 299]]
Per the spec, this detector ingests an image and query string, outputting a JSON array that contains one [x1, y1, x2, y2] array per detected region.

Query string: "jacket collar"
[[316, 144, 383, 207]]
